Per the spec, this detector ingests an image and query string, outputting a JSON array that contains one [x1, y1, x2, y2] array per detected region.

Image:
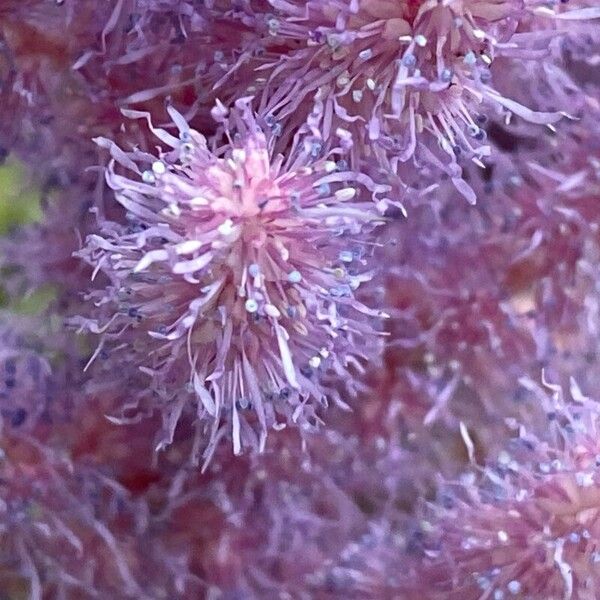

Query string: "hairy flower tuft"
[[75, 99, 387, 464]]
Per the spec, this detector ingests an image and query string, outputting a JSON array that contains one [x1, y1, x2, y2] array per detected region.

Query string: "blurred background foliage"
[[0, 160, 55, 313], [0, 160, 41, 233]]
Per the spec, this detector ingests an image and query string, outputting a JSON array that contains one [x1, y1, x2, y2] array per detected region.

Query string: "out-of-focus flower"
[[74, 99, 387, 463], [158, 433, 370, 597], [366, 108, 600, 466], [150, 399, 428, 598], [0, 313, 88, 436], [308, 521, 419, 599], [0, 431, 153, 599], [0, 318, 52, 432], [412, 379, 600, 599], [0, 1, 258, 186]]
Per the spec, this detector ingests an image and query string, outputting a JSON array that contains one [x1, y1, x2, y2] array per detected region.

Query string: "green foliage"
[[0, 160, 42, 233], [0, 161, 53, 312]]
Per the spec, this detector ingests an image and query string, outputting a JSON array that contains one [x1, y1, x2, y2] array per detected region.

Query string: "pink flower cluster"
[[75, 99, 386, 462], [0, 0, 599, 597]]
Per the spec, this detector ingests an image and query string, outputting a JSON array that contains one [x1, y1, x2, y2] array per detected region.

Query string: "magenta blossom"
[[75, 99, 387, 465]]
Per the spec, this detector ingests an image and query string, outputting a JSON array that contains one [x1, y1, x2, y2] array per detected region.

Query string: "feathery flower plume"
[[75, 99, 387, 464]]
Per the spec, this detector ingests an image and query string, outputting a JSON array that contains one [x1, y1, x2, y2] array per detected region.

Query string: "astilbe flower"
[[2, 1, 600, 597], [74, 99, 387, 463], [411, 379, 600, 600], [1, 0, 596, 307], [218, 0, 600, 202]]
